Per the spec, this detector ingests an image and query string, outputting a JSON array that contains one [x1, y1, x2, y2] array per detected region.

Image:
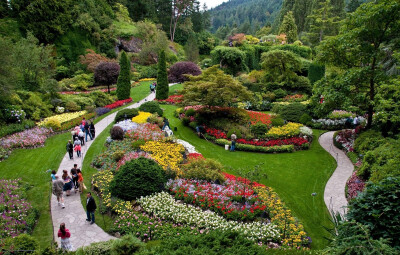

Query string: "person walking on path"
[[73, 137, 82, 158], [78, 129, 85, 146], [150, 83, 155, 93], [51, 170, 56, 181], [86, 192, 97, 224], [70, 164, 79, 192], [62, 170, 73, 196], [84, 121, 93, 142], [66, 140, 74, 160], [53, 176, 65, 208], [230, 133, 237, 152], [58, 223, 73, 251], [77, 169, 84, 193], [90, 121, 95, 139]]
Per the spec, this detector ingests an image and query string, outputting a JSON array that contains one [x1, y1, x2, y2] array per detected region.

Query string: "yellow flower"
[[132, 111, 152, 124], [37, 110, 87, 126], [266, 122, 303, 138]]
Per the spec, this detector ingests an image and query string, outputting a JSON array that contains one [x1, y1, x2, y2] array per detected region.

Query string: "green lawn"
[[161, 104, 336, 250], [169, 83, 183, 95], [131, 81, 153, 101]]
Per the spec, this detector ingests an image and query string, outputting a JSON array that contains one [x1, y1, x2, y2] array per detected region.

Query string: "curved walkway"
[[51, 93, 156, 250], [319, 131, 354, 218]]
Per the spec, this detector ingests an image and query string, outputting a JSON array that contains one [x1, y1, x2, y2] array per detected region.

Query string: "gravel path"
[[51, 93, 156, 250], [319, 131, 354, 217]]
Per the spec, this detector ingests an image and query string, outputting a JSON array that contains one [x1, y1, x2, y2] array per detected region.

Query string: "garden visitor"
[[74, 137, 82, 158], [150, 83, 155, 93], [90, 121, 95, 138], [62, 170, 73, 196], [230, 133, 237, 152], [66, 140, 74, 160], [82, 117, 86, 126], [345, 117, 353, 129], [51, 170, 56, 181], [52, 176, 65, 208], [84, 121, 93, 142], [58, 223, 73, 251], [353, 116, 360, 128], [196, 125, 205, 138], [77, 169, 84, 193], [86, 192, 97, 224], [162, 117, 170, 130], [78, 129, 85, 145], [70, 164, 79, 192]]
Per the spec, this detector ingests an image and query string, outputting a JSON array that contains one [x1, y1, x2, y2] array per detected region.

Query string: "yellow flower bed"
[[37, 110, 87, 127], [267, 122, 303, 138], [92, 170, 114, 207], [131, 111, 152, 124], [254, 186, 308, 248], [139, 78, 156, 81], [140, 141, 185, 175]]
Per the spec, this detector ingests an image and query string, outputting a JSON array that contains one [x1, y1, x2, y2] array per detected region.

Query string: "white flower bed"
[[312, 116, 366, 127], [299, 126, 313, 136], [114, 120, 138, 132], [175, 139, 197, 153], [138, 192, 280, 242]]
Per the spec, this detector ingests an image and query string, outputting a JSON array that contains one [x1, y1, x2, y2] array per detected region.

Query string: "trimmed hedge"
[[139, 101, 163, 116], [215, 139, 294, 153], [114, 108, 139, 123]]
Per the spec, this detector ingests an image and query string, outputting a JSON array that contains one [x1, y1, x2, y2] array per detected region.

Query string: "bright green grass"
[[131, 81, 153, 101], [169, 83, 183, 95], [161, 104, 336, 250], [0, 132, 70, 248]]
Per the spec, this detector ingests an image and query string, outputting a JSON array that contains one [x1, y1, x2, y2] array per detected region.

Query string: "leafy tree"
[[0, 0, 9, 17], [156, 50, 169, 100], [0, 37, 15, 104], [116, 51, 131, 100], [210, 46, 247, 75], [168, 61, 201, 83], [94, 62, 120, 93], [347, 177, 400, 249], [279, 11, 298, 43], [11, 0, 73, 43], [347, 0, 362, 12], [170, 0, 195, 42], [317, 0, 400, 128], [79, 49, 116, 73], [308, 63, 326, 84], [184, 33, 199, 63], [181, 65, 252, 107]]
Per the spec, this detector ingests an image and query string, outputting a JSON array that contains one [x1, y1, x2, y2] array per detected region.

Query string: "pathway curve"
[[319, 131, 354, 217], [51, 93, 156, 250]]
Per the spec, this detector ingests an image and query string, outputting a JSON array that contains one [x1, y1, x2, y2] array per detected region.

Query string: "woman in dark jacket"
[[89, 122, 95, 138]]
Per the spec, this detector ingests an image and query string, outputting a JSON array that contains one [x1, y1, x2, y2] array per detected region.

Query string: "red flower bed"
[[187, 153, 204, 160], [105, 98, 132, 109], [346, 171, 365, 200], [247, 111, 272, 125], [282, 94, 305, 102], [205, 127, 227, 139], [236, 137, 308, 147], [157, 95, 183, 105], [223, 173, 265, 187]]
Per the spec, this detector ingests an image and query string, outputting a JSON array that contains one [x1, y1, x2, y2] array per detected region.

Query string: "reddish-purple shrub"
[[94, 62, 120, 90], [347, 171, 365, 200], [168, 61, 201, 83]]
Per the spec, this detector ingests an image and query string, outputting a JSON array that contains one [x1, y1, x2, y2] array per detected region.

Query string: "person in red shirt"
[[58, 223, 73, 251]]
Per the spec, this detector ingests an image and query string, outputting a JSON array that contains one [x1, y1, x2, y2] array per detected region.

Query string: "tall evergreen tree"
[[116, 51, 131, 100], [156, 50, 169, 100], [279, 11, 298, 43], [293, 0, 313, 32]]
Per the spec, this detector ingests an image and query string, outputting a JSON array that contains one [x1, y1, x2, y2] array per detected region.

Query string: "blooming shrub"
[[157, 95, 183, 105], [334, 129, 355, 152], [104, 98, 132, 109], [299, 126, 313, 136], [131, 111, 153, 124], [282, 94, 306, 102], [236, 137, 308, 147], [266, 123, 303, 138], [140, 141, 185, 174], [0, 179, 38, 238], [346, 171, 365, 200], [139, 78, 156, 82], [126, 123, 164, 141], [328, 110, 355, 120], [166, 179, 266, 221], [37, 111, 87, 127], [138, 192, 280, 243], [0, 127, 52, 149], [205, 127, 227, 139], [247, 111, 272, 125]]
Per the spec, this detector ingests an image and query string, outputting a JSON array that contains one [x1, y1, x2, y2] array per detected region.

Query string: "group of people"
[[51, 163, 97, 251], [345, 116, 361, 129], [66, 118, 95, 159]]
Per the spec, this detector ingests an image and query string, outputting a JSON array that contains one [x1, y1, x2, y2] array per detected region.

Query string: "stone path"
[[51, 93, 156, 250], [319, 131, 354, 218]]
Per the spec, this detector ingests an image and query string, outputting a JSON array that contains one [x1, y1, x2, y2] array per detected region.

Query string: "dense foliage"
[[116, 51, 131, 100], [156, 50, 168, 100], [138, 101, 163, 116], [168, 61, 201, 83]]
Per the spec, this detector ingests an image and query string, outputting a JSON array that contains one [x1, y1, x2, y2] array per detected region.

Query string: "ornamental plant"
[[0, 127, 53, 150], [94, 62, 120, 93], [126, 123, 164, 141], [181, 158, 226, 183], [247, 111, 272, 125], [116, 51, 131, 100], [131, 111, 152, 124], [104, 98, 132, 109], [115, 108, 139, 123], [37, 110, 87, 127], [156, 50, 169, 100], [110, 157, 166, 201], [266, 123, 303, 139], [139, 101, 163, 116], [167, 61, 201, 83]]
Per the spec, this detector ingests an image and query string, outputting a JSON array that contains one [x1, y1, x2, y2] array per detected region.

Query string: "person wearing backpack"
[[66, 140, 74, 160]]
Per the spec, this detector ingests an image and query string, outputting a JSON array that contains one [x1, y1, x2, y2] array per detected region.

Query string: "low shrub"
[[45, 119, 61, 131], [110, 157, 166, 200], [112, 150, 125, 162], [110, 234, 144, 255], [250, 123, 269, 137], [75, 239, 115, 255], [273, 88, 287, 99], [227, 128, 242, 139], [139, 101, 163, 116], [115, 109, 139, 123], [353, 130, 384, 155], [65, 101, 80, 112], [2, 234, 38, 254], [276, 103, 307, 122], [181, 158, 226, 183], [131, 139, 146, 150], [185, 108, 196, 117], [95, 107, 111, 116], [85, 105, 96, 113], [110, 126, 124, 140], [299, 113, 312, 125], [271, 117, 285, 127], [88, 91, 115, 107]]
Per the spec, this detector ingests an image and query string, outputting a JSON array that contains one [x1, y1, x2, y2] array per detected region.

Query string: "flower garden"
[[89, 108, 310, 251]]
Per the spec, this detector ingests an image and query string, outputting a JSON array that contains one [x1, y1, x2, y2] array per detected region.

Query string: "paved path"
[[51, 93, 156, 250], [319, 131, 354, 218]]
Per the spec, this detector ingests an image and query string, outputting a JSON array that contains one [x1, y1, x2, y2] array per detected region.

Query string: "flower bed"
[[205, 127, 228, 139], [266, 123, 303, 139], [334, 129, 355, 152], [215, 139, 296, 153], [116, 152, 152, 171], [138, 192, 280, 243], [105, 98, 132, 109], [59, 87, 117, 94], [236, 137, 308, 147], [131, 111, 153, 124], [37, 110, 87, 127], [346, 171, 365, 200], [0, 179, 39, 238], [187, 153, 204, 160], [157, 95, 183, 105], [0, 127, 52, 150], [166, 179, 266, 221], [58, 112, 96, 131], [126, 123, 165, 141], [328, 110, 355, 120], [247, 111, 272, 125], [282, 94, 306, 102]]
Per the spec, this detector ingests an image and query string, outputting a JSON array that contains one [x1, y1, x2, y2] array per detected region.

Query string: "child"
[[74, 137, 82, 157], [51, 170, 56, 181]]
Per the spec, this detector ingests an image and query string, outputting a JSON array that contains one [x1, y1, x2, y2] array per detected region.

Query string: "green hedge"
[[215, 139, 294, 153]]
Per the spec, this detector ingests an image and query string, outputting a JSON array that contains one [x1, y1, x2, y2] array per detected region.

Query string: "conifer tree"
[[156, 50, 169, 100], [116, 51, 131, 100], [279, 11, 298, 43]]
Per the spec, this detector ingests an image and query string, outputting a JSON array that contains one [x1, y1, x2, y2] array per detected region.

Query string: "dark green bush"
[[276, 103, 307, 122], [347, 177, 400, 249], [132, 139, 146, 150], [2, 234, 39, 254], [110, 157, 166, 200], [188, 121, 198, 130], [273, 88, 287, 99], [185, 108, 196, 117], [182, 117, 190, 126], [299, 113, 312, 125], [110, 234, 144, 255], [89, 91, 114, 107], [354, 130, 384, 155], [271, 117, 285, 127], [115, 108, 139, 123], [250, 123, 269, 137], [308, 63, 325, 84], [181, 158, 226, 183], [139, 101, 163, 116], [271, 44, 312, 59], [75, 239, 115, 255], [227, 128, 242, 139], [110, 126, 124, 140]]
